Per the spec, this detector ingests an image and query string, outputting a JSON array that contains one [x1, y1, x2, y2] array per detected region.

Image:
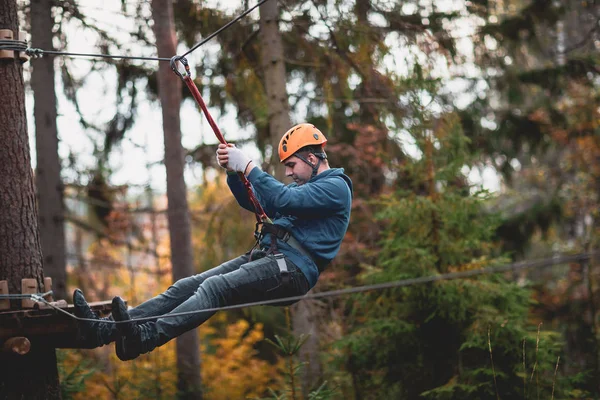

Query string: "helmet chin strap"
[[294, 153, 325, 178]]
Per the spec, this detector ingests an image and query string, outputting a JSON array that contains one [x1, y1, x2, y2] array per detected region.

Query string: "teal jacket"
[[227, 167, 353, 288]]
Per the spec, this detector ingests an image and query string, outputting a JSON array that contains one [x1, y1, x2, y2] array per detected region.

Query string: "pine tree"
[[461, 0, 600, 255], [338, 89, 568, 399], [460, 1, 600, 393]]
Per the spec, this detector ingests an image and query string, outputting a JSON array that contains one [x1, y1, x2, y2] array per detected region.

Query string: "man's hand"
[[216, 144, 253, 174]]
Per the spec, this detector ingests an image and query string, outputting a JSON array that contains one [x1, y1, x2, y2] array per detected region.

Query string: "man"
[[73, 123, 353, 361]]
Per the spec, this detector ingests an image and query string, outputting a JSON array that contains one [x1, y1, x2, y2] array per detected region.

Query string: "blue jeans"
[[126, 253, 309, 347]]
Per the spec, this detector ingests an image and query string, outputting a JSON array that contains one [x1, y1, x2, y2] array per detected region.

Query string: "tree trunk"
[[259, 1, 323, 394], [291, 301, 323, 395], [259, 0, 290, 180], [151, 0, 202, 398], [31, 0, 67, 301], [0, 1, 61, 398]]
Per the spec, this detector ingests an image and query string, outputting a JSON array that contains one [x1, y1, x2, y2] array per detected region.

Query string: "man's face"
[[283, 154, 316, 185]]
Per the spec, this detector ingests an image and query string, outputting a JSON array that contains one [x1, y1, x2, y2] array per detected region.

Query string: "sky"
[[25, 0, 257, 194], [23, 0, 501, 195]]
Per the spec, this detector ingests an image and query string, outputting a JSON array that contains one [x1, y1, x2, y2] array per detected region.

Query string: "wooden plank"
[[0, 298, 122, 349], [0, 30, 15, 59], [0, 281, 8, 310], [21, 279, 37, 308], [18, 31, 29, 63], [36, 300, 68, 310], [43, 277, 53, 302]]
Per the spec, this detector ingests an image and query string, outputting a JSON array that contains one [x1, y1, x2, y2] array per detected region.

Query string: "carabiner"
[[170, 55, 190, 80]]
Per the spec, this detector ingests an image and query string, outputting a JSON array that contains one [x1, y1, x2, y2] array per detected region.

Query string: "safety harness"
[[171, 56, 301, 280]]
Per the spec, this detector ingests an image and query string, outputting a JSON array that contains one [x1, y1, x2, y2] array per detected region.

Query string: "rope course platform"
[[0, 278, 121, 353], [0, 300, 114, 351]]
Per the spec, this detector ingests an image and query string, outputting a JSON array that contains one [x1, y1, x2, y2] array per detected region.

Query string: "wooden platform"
[[0, 301, 114, 349]]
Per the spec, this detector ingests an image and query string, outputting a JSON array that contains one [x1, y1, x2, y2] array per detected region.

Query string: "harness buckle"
[[273, 253, 290, 285], [254, 221, 262, 240]]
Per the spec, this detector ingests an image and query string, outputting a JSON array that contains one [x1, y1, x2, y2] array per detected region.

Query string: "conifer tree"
[[338, 87, 570, 399], [461, 1, 600, 393], [461, 0, 599, 254]]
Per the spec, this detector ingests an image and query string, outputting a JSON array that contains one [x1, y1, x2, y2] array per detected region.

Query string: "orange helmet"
[[278, 123, 327, 162]]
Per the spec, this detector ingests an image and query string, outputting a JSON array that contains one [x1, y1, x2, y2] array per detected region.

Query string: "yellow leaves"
[[60, 171, 282, 399], [201, 320, 283, 399], [188, 178, 256, 271], [572, 136, 600, 174], [62, 344, 178, 400], [446, 256, 491, 273], [61, 319, 282, 399]]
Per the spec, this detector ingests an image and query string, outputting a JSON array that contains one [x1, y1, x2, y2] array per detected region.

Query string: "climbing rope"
[[2, 251, 592, 325], [170, 56, 271, 226]]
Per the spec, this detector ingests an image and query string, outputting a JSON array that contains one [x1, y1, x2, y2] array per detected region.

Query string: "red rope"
[[180, 74, 270, 223]]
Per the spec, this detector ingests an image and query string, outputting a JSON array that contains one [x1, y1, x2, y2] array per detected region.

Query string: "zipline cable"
[[1, 0, 275, 223], [28, 48, 170, 62], [180, 0, 271, 58], [9, 251, 594, 325], [0, 0, 273, 62], [0, 39, 169, 61]]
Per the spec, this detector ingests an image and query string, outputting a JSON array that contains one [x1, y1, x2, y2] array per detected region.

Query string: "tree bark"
[[291, 301, 323, 396], [0, 0, 60, 397], [259, 0, 291, 180], [151, 0, 202, 398], [31, 0, 67, 301]]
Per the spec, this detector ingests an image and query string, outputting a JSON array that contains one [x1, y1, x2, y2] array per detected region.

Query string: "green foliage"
[[258, 333, 337, 400], [57, 350, 96, 400], [335, 93, 568, 399], [462, 0, 600, 252], [39, 1, 600, 399], [459, 2, 600, 393]]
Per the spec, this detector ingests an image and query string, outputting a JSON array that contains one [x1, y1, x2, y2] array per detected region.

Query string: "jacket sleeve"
[[226, 171, 276, 217], [247, 168, 349, 217]]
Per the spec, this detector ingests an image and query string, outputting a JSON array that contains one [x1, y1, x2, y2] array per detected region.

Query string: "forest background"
[[3, 0, 600, 399]]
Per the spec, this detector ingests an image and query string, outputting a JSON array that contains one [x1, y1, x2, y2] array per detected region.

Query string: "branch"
[[562, 17, 600, 55], [64, 214, 165, 259]]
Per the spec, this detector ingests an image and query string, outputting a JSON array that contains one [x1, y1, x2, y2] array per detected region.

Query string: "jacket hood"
[[312, 168, 353, 197]]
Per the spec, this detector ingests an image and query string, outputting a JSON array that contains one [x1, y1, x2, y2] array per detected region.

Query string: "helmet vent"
[[278, 123, 327, 162]]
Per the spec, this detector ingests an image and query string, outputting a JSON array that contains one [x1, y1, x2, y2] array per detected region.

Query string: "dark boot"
[[112, 296, 159, 361], [73, 289, 117, 348]]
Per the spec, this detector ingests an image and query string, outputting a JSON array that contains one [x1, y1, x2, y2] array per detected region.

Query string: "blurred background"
[[8, 0, 600, 398]]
